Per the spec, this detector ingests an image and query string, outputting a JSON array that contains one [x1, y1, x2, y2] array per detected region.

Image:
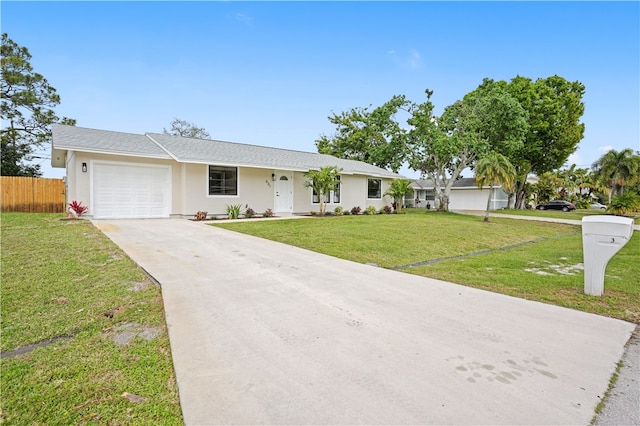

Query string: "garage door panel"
[[92, 163, 171, 219]]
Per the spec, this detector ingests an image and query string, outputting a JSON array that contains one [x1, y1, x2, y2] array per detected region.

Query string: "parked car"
[[590, 202, 607, 210], [536, 200, 576, 212]]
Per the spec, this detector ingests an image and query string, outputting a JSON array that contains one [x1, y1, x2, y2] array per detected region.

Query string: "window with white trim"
[[209, 166, 237, 195], [367, 178, 381, 199], [312, 176, 341, 204]]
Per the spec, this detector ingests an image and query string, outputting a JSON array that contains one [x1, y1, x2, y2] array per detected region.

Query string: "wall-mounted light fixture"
[[271, 173, 276, 181], [82, 162, 87, 173]]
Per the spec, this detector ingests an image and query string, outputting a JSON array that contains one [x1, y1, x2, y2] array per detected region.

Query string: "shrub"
[[575, 200, 590, 209], [67, 200, 88, 218], [380, 205, 392, 214], [334, 206, 344, 216], [245, 206, 256, 218], [310, 211, 317, 216], [194, 211, 208, 221], [262, 208, 274, 218], [364, 205, 378, 215], [226, 203, 243, 219], [350, 206, 362, 215], [343, 210, 351, 216], [608, 192, 640, 216]]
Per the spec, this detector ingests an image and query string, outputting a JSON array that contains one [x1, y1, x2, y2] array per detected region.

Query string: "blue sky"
[[3, 1, 639, 178]]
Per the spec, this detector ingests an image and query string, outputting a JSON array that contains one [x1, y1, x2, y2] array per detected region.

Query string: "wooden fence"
[[1, 176, 66, 213]]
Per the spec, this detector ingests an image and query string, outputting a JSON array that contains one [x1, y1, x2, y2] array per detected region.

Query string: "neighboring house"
[[408, 178, 509, 211], [51, 125, 400, 219]]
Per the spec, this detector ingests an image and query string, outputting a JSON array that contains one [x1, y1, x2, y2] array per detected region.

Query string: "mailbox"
[[582, 215, 634, 296]]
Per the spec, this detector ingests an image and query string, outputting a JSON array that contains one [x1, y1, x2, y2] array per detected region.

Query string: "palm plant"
[[533, 172, 563, 204], [607, 192, 640, 216], [475, 152, 516, 222], [384, 179, 413, 213], [304, 166, 342, 215], [592, 148, 640, 202]]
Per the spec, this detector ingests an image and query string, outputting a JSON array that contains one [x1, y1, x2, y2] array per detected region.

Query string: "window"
[[312, 188, 329, 204], [368, 178, 381, 199], [312, 176, 341, 204], [333, 176, 341, 203], [208, 166, 237, 195]]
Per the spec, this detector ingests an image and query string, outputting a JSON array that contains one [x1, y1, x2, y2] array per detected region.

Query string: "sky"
[[2, 1, 639, 179]]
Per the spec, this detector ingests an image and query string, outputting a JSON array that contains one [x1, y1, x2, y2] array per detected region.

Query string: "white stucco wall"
[[449, 187, 508, 211], [65, 153, 401, 218], [66, 152, 179, 218], [180, 164, 275, 216], [295, 173, 395, 215]]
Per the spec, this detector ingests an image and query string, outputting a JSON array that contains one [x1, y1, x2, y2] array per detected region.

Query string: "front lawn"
[[1, 213, 183, 425], [213, 210, 639, 323]]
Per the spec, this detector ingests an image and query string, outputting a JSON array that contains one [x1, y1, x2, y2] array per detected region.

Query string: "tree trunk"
[[484, 187, 492, 222], [514, 179, 527, 209], [437, 193, 449, 212]]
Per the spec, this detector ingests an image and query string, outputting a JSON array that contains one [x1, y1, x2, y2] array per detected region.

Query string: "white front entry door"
[[274, 172, 293, 213]]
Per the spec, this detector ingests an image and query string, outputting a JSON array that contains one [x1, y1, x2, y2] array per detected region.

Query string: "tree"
[[1, 33, 75, 176], [316, 95, 409, 172], [384, 179, 413, 213], [163, 118, 211, 139], [505, 75, 585, 208], [591, 148, 640, 203], [303, 166, 342, 215], [408, 82, 527, 211], [474, 152, 516, 222], [532, 172, 562, 205]]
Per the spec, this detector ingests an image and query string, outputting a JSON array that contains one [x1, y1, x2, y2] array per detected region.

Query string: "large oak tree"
[[504, 75, 585, 208], [162, 118, 211, 139], [315, 95, 409, 173], [408, 83, 528, 211]]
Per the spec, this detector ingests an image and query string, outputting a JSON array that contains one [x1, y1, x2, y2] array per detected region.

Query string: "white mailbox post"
[[582, 215, 634, 296]]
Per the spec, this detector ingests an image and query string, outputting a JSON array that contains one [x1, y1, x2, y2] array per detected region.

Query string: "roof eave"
[[52, 146, 173, 160]]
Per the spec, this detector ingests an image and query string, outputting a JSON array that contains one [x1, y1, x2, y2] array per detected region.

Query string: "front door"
[[274, 172, 293, 213]]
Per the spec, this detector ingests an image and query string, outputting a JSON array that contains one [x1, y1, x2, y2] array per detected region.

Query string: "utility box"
[[582, 215, 634, 296]]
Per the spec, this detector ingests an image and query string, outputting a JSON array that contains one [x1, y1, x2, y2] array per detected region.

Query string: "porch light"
[[82, 162, 87, 172], [271, 173, 276, 181]]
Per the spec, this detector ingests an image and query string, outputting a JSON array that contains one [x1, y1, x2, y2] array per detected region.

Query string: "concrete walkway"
[[455, 210, 640, 231], [93, 219, 636, 425]]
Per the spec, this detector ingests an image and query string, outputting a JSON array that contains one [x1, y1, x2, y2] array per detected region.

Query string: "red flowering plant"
[[67, 201, 88, 219]]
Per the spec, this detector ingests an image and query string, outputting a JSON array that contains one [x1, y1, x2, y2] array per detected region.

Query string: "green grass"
[[214, 209, 640, 323], [1, 213, 183, 425]]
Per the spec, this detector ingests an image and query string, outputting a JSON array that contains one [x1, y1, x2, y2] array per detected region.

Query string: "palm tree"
[[474, 152, 516, 222], [384, 179, 413, 213], [592, 148, 640, 202], [304, 166, 342, 215]]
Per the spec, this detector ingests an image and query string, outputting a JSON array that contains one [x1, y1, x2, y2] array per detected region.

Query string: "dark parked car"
[[536, 200, 576, 212]]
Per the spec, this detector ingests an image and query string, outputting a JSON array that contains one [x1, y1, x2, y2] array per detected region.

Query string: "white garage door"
[[92, 162, 171, 219]]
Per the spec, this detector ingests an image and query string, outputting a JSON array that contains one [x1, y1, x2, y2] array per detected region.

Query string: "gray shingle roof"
[[52, 125, 400, 178], [51, 124, 172, 159]]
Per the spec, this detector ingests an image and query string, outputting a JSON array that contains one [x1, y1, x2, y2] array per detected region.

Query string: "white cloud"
[[598, 145, 614, 154], [388, 48, 422, 69], [408, 49, 421, 68], [566, 152, 583, 167], [235, 13, 253, 25]]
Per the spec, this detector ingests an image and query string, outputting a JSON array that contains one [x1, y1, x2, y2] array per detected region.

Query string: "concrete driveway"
[[93, 219, 635, 425]]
